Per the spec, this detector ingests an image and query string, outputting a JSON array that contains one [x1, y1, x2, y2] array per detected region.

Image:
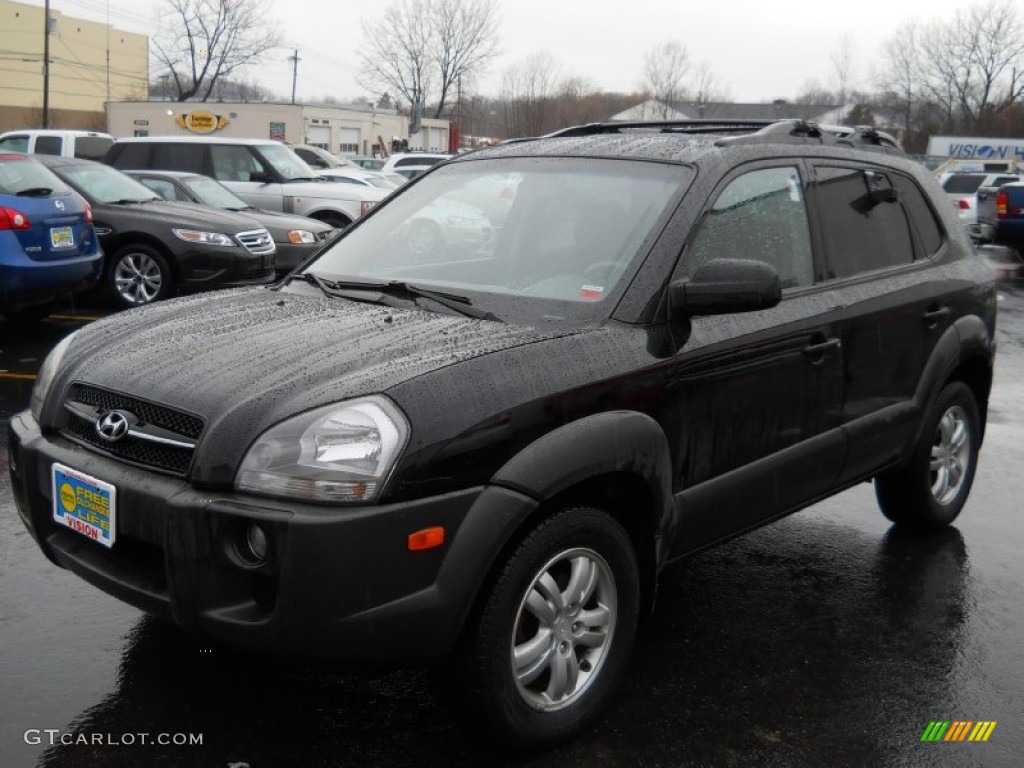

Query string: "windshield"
[[0, 158, 70, 195], [303, 157, 691, 322], [183, 176, 249, 209], [54, 163, 160, 203], [255, 144, 318, 180]]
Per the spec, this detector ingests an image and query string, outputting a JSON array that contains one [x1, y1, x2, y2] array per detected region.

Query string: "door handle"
[[923, 306, 950, 326], [802, 338, 841, 357]]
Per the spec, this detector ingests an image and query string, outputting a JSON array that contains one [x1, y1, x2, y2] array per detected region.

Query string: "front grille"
[[236, 229, 275, 255], [69, 384, 203, 438], [61, 384, 203, 476]]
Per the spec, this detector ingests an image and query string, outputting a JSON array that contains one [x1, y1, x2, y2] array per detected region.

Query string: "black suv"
[[8, 120, 997, 748]]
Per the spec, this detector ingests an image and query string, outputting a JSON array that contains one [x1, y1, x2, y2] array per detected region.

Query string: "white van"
[[0, 129, 115, 160], [105, 136, 388, 228]]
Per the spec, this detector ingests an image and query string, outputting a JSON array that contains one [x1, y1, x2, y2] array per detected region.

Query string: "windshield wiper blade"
[[296, 274, 499, 321], [108, 198, 150, 205], [16, 187, 53, 197]]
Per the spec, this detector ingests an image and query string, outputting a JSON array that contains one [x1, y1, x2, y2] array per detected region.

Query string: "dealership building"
[[106, 101, 451, 156]]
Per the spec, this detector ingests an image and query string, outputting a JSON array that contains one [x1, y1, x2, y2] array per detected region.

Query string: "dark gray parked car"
[[125, 170, 336, 274]]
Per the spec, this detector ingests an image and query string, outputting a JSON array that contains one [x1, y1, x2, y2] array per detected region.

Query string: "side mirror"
[[248, 171, 274, 184], [670, 259, 782, 316]]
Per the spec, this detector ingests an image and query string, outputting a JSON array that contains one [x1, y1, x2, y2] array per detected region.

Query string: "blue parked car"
[[0, 153, 102, 321]]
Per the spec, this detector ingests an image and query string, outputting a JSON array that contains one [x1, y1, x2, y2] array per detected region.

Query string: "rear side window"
[[111, 143, 152, 169], [893, 175, 944, 258], [942, 174, 986, 194], [687, 166, 815, 289], [813, 166, 914, 279], [153, 144, 206, 174], [74, 136, 114, 160], [34, 136, 63, 155]]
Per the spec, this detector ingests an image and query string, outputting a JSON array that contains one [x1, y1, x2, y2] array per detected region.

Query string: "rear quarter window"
[[942, 175, 986, 194], [34, 135, 63, 155], [893, 175, 945, 258]]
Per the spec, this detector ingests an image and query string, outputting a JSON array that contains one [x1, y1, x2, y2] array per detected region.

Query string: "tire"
[[875, 381, 981, 531], [107, 244, 173, 308], [455, 506, 640, 750]]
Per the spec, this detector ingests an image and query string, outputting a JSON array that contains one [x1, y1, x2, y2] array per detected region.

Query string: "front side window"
[[182, 177, 250, 209], [687, 166, 815, 289], [136, 176, 180, 201], [253, 144, 317, 180], [211, 145, 266, 181], [814, 166, 914, 279]]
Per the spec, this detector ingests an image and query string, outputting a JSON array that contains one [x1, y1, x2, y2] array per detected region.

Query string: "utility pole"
[[42, 0, 50, 128], [289, 49, 300, 105]]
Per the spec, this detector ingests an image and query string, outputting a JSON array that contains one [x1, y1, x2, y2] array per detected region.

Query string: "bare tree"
[[431, 0, 499, 118], [500, 51, 561, 137], [359, 0, 433, 133], [875, 21, 921, 141], [153, 0, 280, 102], [690, 61, 730, 105], [639, 41, 691, 118], [831, 31, 855, 108], [360, 0, 500, 130]]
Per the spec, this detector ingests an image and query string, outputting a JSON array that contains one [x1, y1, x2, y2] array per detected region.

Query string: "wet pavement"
[[2, 282, 1023, 767]]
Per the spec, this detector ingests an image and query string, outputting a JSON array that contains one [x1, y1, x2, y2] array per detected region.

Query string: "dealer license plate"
[[50, 226, 74, 249], [52, 463, 116, 547]]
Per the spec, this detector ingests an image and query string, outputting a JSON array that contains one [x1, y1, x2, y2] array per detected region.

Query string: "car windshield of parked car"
[[183, 176, 250, 210], [55, 163, 161, 203], [254, 144, 318, 180], [303, 157, 690, 320], [0, 157, 70, 195]]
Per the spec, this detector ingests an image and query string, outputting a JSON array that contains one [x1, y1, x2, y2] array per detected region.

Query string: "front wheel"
[[107, 244, 173, 307], [875, 381, 981, 531], [455, 506, 640, 749]]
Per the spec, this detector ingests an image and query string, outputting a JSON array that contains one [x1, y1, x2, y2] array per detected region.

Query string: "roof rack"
[[535, 119, 904, 154]]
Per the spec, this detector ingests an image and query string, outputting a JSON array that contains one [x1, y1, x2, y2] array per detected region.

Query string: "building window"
[[339, 143, 359, 153]]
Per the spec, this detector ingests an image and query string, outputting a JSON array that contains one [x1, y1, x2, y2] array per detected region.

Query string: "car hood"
[[231, 208, 334, 240], [92, 199, 266, 234], [51, 288, 579, 484]]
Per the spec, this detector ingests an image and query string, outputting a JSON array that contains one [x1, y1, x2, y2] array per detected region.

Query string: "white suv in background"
[[104, 137, 387, 229], [381, 151, 453, 180]]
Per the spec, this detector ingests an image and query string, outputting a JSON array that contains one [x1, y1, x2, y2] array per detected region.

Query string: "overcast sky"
[[34, 0, 981, 104]]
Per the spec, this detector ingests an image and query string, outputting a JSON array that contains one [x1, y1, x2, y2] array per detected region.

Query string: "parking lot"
[[2, 276, 1023, 767]]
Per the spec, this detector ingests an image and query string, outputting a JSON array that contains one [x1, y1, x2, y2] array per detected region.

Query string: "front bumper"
[[8, 411, 537, 665]]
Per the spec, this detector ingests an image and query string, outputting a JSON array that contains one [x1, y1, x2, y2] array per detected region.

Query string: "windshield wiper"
[[295, 273, 499, 321], [108, 198, 157, 205], [16, 187, 52, 197]]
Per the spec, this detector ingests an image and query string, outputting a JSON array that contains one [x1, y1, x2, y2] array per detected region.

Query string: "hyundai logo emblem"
[[55, 199, 65, 211], [95, 410, 131, 442]]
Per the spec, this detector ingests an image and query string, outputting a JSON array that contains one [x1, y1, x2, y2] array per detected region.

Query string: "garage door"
[[306, 125, 330, 149], [339, 128, 360, 154]]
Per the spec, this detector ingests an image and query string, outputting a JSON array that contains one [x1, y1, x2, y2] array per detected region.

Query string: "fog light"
[[239, 522, 269, 564]]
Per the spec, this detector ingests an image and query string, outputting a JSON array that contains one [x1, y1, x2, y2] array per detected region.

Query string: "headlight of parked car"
[[172, 228, 234, 246], [287, 230, 316, 244], [235, 395, 409, 503], [29, 330, 79, 421]]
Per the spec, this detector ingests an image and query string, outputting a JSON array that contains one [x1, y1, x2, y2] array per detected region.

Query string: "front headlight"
[[235, 395, 409, 503], [287, 229, 316, 244], [172, 228, 234, 246], [30, 330, 79, 421]]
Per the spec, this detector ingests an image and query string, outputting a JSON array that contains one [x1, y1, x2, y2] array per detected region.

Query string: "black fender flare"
[[910, 314, 993, 449], [491, 410, 676, 566]]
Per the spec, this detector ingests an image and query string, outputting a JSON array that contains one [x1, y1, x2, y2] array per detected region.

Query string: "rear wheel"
[[107, 244, 173, 308], [875, 381, 981, 531], [455, 506, 639, 749]]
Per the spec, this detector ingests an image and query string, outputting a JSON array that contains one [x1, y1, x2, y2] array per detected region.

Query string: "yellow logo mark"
[[174, 111, 230, 134], [59, 482, 77, 513]]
